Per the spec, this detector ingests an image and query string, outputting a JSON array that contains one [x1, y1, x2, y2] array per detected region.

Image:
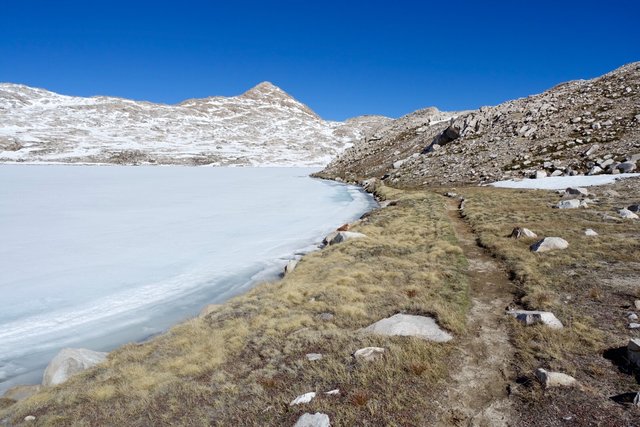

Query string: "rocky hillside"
[[318, 62, 640, 186], [0, 82, 390, 166]]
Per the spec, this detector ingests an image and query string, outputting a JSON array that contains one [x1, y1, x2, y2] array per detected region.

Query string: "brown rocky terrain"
[[318, 62, 640, 187]]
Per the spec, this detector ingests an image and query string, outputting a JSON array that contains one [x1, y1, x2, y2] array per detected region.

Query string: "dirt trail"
[[436, 197, 515, 426]]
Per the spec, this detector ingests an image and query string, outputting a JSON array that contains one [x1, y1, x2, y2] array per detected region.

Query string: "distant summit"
[[0, 83, 390, 166]]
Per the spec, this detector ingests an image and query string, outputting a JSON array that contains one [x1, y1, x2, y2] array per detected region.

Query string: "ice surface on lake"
[[0, 166, 375, 392]]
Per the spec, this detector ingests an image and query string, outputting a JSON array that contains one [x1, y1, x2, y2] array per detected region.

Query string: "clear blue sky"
[[1, 0, 638, 120]]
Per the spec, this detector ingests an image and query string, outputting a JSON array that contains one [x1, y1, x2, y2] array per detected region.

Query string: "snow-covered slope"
[[0, 82, 390, 166]]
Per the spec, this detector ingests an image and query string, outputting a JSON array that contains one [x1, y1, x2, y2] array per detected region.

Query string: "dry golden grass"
[[458, 184, 640, 380], [1, 186, 471, 426]]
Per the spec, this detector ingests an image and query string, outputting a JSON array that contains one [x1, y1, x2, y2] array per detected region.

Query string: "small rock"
[[24, 416, 36, 422], [530, 237, 569, 253], [584, 144, 599, 156], [293, 412, 331, 427], [392, 159, 405, 169], [361, 313, 453, 342], [306, 353, 323, 361], [353, 347, 386, 362], [629, 323, 640, 329], [635, 300, 640, 310], [584, 229, 598, 236], [628, 313, 638, 321], [290, 392, 316, 406], [599, 158, 614, 168], [566, 187, 589, 196], [443, 192, 458, 198], [510, 227, 537, 239], [284, 259, 298, 275], [325, 389, 340, 395], [508, 310, 563, 329], [550, 170, 563, 177], [556, 199, 581, 209], [535, 170, 547, 179], [535, 368, 578, 388], [617, 162, 636, 173], [588, 165, 603, 175], [619, 209, 639, 219]]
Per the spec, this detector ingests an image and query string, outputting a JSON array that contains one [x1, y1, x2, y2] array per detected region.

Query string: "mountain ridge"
[[318, 61, 640, 186], [0, 82, 391, 166]]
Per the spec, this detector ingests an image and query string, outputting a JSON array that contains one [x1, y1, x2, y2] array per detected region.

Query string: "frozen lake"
[[0, 165, 375, 393]]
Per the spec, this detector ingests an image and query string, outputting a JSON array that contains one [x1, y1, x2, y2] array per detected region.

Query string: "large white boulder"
[[530, 237, 569, 253], [294, 413, 331, 427], [43, 348, 108, 386], [535, 368, 578, 388], [508, 310, 563, 329], [362, 313, 453, 342], [325, 231, 366, 246]]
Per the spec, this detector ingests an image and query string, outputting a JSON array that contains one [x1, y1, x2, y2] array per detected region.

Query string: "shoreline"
[[0, 173, 378, 397]]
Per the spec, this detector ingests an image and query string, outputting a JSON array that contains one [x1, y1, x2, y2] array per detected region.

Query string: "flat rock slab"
[[43, 348, 108, 386], [294, 412, 331, 427], [530, 237, 569, 252], [362, 313, 453, 342], [508, 310, 563, 329]]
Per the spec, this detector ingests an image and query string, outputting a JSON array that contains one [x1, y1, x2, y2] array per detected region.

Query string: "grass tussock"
[[1, 186, 470, 426]]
